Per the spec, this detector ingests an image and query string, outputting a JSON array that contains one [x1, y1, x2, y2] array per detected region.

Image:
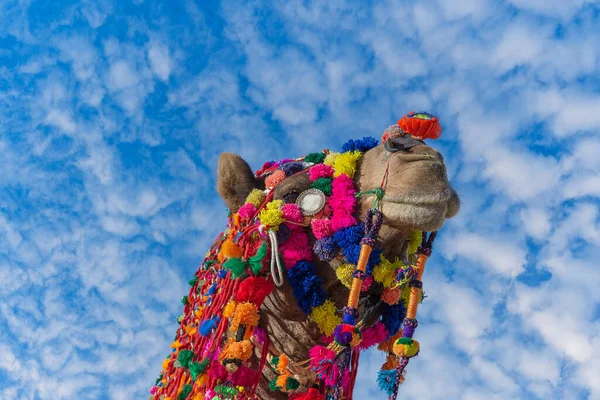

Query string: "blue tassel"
[[342, 137, 379, 153], [377, 369, 398, 396], [199, 318, 218, 336]]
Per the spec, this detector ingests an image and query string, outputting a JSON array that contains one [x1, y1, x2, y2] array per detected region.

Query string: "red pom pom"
[[289, 388, 325, 400], [235, 277, 275, 307], [397, 111, 442, 140]]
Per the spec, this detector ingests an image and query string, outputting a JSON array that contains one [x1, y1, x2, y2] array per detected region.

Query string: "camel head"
[[150, 116, 460, 400]]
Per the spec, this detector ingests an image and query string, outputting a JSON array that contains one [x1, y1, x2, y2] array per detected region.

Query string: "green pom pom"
[[177, 384, 193, 400], [188, 276, 198, 286], [177, 349, 195, 369], [215, 385, 239, 397], [269, 379, 282, 392], [189, 357, 209, 380], [248, 242, 268, 275], [181, 295, 188, 304], [223, 257, 247, 278], [270, 356, 280, 368], [305, 152, 326, 164], [311, 178, 333, 195], [285, 377, 301, 391], [396, 337, 414, 345]]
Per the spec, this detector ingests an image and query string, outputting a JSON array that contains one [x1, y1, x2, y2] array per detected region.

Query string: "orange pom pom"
[[229, 302, 260, 332], [381, 287, 402, 305], [220, 239, 243, 262], [220, 338, 254, 362], [265, 170, 286, 189]]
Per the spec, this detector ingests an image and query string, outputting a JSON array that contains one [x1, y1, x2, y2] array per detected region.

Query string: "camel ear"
[[217, 153, 259, 212]]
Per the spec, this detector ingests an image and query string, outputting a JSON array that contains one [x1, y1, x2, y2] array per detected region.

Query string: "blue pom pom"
[[287, 262, 326, 313], [207, 284, 217, 295], [366, 247, 383, 275], [281, 162, 305, 176], [377, 369, 398, 396], [313, 237, 340, 261], [342, 137, 379, 153], [295, 276, 327, 313], [218, 269, 228, 278], [333, 225, 364, 249], [199, 318, 218, 336], [381, 302, 406, 338], [343, 314, 356, 324], [287, 261, 317, 282]]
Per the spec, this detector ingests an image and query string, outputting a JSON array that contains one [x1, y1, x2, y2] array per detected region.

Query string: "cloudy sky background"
[[1, 0, 599, 399]]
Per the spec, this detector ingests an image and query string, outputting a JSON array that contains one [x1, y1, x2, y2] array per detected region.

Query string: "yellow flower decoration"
[[373, 256, 403, 288], [258, 200, 285, 230], [335, 263, 355, 288], [311, 300, 341, 336], [332, 151, 362, 178], [245, 189, 266, 208]]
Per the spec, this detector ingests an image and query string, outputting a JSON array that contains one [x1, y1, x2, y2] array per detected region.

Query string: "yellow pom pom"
[[335, 264, 354, 288], [373, 256, 403, 288], [407, 230, 422, 257], [245, 189, 266, 208], [324, 152, 339, 166], [230, 302, 260, 331], [223, 301, 237, 318], [259, 200, 285, 230], [393, 339, 420, 358], [332, 151, 362, 178], [311, 300, 341, 336], [162, 357, 171, 370]]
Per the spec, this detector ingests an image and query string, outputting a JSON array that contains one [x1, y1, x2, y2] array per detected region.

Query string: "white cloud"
[[147, 41, 173, 81], [444, 232, 527, 276]]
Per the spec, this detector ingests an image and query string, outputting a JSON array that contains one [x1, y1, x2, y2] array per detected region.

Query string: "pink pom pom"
[[309, 164, 334, 181], [309, 345, 340, 386], [205, 388, 217, 398], [357, 322, 388, 351], [381, 287, 402, 305], [238, 203, 257, 219], [280, 230, 313, 269], [283, 203, 303, 224], [311, 219, 333, 239], [330, 175, 357, 230], [209, 360, 227, 380], [150, 386, 157, 394], [361, 276, 373, 292], [233, 366, 258, 387]]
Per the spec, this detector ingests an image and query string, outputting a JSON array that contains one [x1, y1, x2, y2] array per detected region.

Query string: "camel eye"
[[384, 137, 424, 152], [296, 189, 326, 216]]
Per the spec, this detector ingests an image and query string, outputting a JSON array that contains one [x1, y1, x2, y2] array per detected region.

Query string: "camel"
[[151, 116, 460, 400]]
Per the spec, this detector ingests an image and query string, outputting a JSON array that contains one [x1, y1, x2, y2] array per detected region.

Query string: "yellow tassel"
[[259, 200, 285, 230], [373, 256, 403, 288], [310, 300, 341, 336], [335, 264, 355, 288], [407, 230, 422, 257], [324, 152, 339, 167], [245, 189, 266, 208], [223, 301, 237, 318], [332, 151, 362, 178]]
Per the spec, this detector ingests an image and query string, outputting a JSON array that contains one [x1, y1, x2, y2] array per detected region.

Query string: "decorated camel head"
[[151, 112, 460, 400]]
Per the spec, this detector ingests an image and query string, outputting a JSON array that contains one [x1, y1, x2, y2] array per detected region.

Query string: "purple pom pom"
[[333, 325, 353, 346], [313, 237, 340, 261], [276, 223, 291, 244], [282, 162, 305, 176]]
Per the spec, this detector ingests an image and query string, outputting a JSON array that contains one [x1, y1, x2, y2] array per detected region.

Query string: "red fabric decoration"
[[397, 111, 442, 140], [289, 388, 325, 400], [235, 277, 275, 307]]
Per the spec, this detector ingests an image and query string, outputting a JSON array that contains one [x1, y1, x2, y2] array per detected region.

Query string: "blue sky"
[[1, 0, 599, 399]]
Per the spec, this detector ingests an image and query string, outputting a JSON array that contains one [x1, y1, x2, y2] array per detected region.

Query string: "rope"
[[261, 226, 285, 287]]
